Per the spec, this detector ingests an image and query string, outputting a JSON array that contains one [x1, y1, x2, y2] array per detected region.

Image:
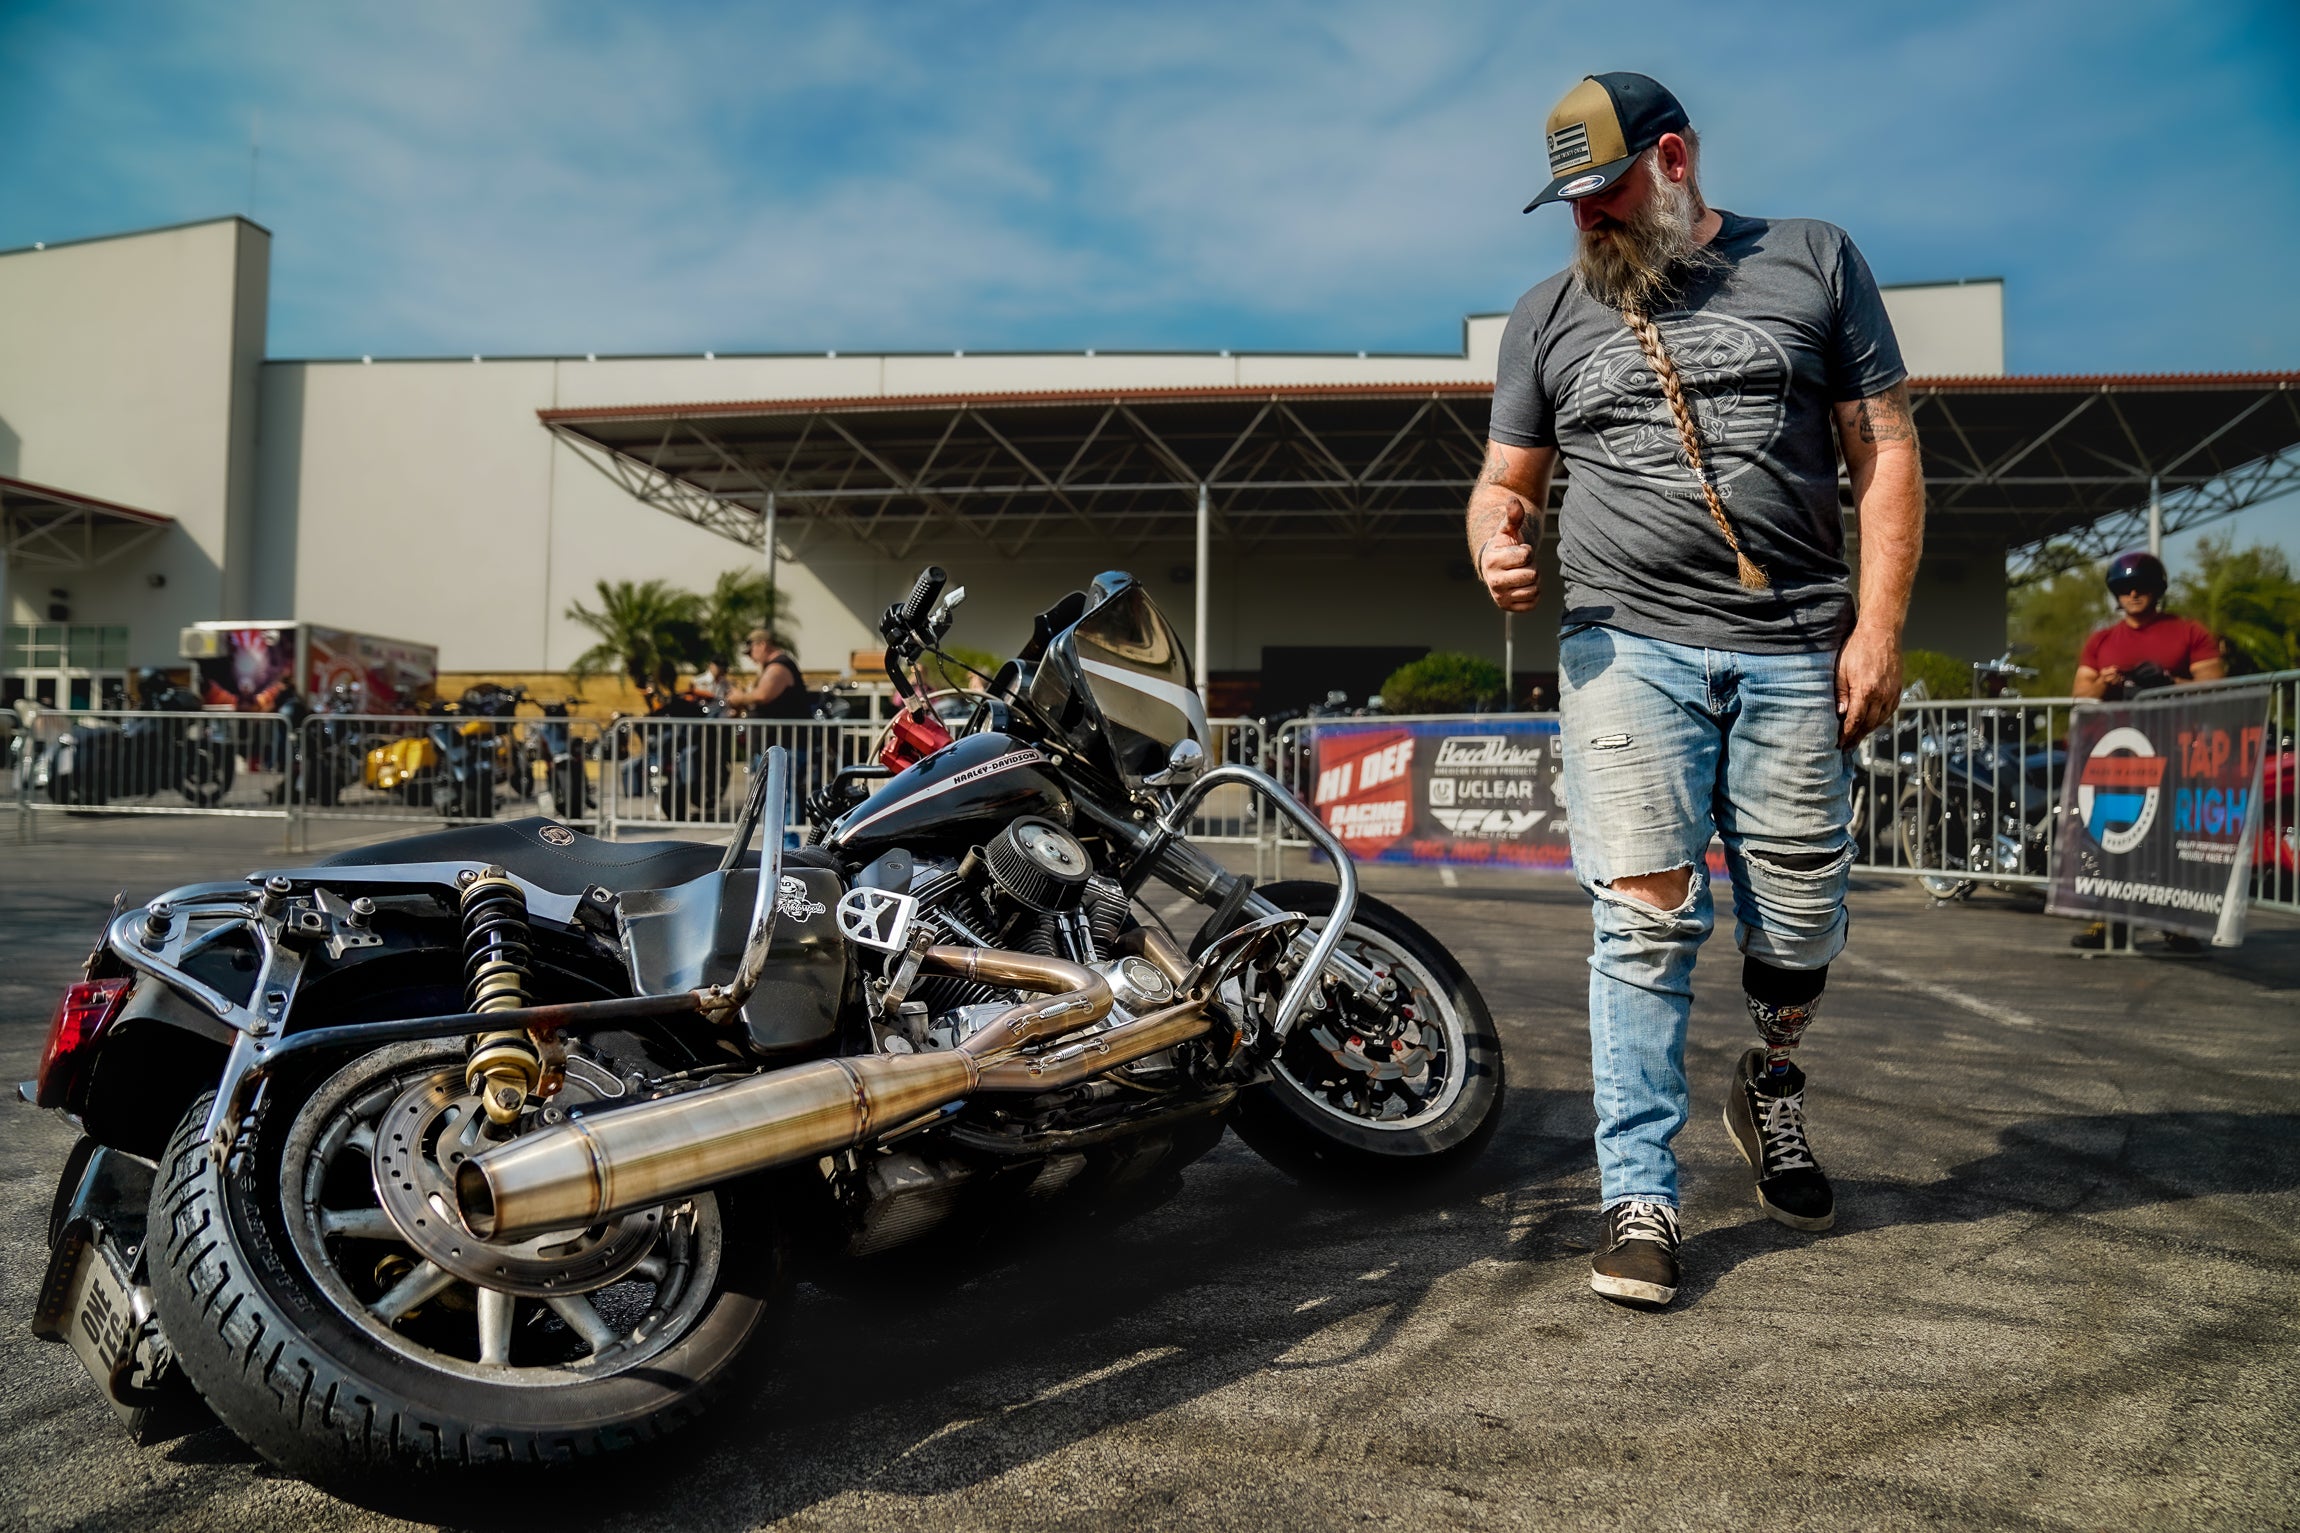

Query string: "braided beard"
[[1572, 156, 1716, 311]]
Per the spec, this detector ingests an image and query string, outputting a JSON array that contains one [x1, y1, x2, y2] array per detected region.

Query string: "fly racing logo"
[[1547, 121, 1592, 173], [1431, 806, 1547, 837]]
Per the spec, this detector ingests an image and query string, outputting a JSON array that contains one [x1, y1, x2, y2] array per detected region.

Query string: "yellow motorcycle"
[[363, 684, 528, 817]]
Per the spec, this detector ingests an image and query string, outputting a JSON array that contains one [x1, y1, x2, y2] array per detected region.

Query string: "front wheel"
[[149, 1043, 787, 1481], [1228, 881, 1505, 1179]]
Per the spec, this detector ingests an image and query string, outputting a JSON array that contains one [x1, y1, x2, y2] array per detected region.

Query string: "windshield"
[[1029, 575, 1206, 783]]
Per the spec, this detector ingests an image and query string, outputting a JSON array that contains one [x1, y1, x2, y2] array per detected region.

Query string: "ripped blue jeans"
[[1557, 625, 1854, 1210]]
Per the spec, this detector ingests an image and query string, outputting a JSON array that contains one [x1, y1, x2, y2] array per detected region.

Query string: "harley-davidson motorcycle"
[[24, 566, 1504, 1482]]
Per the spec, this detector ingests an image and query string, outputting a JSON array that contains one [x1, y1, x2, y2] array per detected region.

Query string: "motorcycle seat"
[[322, 816, 729, 897]]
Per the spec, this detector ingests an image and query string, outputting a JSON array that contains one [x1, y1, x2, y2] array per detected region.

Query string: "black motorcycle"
[[617, 688, 735, 822], [37, 673, 236, 809], [24, 564, 1503, 1482], [527, 696, 591, 823], [1864, 656, 2068, 900]]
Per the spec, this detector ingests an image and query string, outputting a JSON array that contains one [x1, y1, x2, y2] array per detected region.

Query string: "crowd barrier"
[[287, 712, 611, 834], [14, 685, 2298, 921], [12, 709, 291, 827]]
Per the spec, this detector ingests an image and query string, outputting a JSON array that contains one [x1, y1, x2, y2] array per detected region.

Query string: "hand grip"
[[896, 566, 946, 630]]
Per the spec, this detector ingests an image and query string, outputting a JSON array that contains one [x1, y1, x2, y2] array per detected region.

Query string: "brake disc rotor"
[[370, 1071, 660, 1297]]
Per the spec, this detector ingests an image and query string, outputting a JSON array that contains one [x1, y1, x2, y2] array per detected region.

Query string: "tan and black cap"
[[1524, 72, 1691, 212]]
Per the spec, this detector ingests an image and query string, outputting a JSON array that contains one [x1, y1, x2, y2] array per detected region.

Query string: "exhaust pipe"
[[458, 1051, 977, 1240], [458, 943, 1117, 1242]]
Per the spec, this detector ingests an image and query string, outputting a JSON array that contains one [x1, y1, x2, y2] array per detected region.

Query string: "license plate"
[[35, 1224, 170, 1424]]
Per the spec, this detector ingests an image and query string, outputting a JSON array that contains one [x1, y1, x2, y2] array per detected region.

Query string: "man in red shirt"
[[2073, 551, 2225, 699]]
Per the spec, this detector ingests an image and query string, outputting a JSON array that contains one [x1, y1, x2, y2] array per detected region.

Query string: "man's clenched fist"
[[1479, 497, 1542, 613]]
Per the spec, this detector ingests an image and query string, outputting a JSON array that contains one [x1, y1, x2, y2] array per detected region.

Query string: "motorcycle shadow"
[[1662, 1109, 2300, 1309], [332, 1087, 1597, 1527]]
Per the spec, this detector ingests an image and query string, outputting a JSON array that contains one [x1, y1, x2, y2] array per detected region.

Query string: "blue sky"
[[5, 0, 2298, 557]]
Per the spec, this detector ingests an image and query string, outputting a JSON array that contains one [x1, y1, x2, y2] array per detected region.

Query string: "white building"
[[6, 216, 2288, 713]]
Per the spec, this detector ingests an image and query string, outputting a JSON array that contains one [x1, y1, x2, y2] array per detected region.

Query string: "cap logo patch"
[[1546, 121, 1593, 173], [1560, 172, 1608, 197]]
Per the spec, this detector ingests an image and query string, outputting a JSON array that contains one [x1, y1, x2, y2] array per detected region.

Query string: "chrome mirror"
[[1142, 737, 1206, 788]]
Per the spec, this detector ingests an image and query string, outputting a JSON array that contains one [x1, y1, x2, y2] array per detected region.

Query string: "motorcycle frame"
[[95, 750, 795, 1161]]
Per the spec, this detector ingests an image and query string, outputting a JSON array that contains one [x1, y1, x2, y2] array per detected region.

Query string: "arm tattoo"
[[1477, 443, 1512, 486], [1853, 382, 1918, 445]]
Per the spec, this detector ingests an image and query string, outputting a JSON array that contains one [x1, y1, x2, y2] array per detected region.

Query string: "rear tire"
[[1229, 881, 1504, 1181], [149, 1057, 788, 1482]]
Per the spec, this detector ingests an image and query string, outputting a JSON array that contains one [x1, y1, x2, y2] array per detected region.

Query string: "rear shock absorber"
[[460, 867, 543, 1125]]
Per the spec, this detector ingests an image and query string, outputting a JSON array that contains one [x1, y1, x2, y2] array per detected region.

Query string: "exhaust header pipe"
[[460, 942, 1121, 1242]]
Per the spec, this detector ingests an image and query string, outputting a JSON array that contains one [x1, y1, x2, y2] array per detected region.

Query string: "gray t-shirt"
[[1489, 213, 1905, 654]]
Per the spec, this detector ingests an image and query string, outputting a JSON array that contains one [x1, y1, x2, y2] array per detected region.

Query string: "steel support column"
[[1195, 482, 1210, 707], [764, 490, 778, 614], [2148, 474, 2162, 558]]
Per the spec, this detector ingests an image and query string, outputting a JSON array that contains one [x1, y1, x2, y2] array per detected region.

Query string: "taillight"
[[35, 978, 131, 1110]]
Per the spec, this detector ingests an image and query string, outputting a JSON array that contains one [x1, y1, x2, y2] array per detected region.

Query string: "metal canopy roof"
[[540, 373, 2300, 566], [0, 474, 173, 571]]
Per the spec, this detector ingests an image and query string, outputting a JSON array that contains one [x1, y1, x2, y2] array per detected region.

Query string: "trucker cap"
[[1524, 72, 1691, 212]]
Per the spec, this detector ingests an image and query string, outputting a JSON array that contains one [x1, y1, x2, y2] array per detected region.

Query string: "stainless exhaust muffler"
[[457, 943, 1120, 1242]]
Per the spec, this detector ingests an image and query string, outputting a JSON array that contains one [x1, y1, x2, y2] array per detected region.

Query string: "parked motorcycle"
[[617, 688, 735, 822], [527, 696, 590, 823], [24, 564, 1504, 1482], [1871, 655, 2067, 901], [365, 684, 526, 818], [36, 671, 236, 809], [288, 682, 373, 808]]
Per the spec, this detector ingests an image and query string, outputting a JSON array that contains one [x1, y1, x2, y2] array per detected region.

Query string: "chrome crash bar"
[[720, 745, 790, 1014], [1154, 762, 1358, 1039]]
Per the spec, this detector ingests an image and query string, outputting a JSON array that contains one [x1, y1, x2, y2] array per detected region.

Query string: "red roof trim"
[[537, 371, 2298, 427], [0, 474, 172, 526]]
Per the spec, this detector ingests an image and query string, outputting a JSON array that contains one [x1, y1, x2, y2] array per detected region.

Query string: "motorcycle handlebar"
[[896, 566, 946, 632]]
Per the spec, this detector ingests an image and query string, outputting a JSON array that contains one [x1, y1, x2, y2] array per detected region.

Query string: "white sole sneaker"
[[1722, 1101, 1837, 1232], [1588, 1269, 1676, 1306]]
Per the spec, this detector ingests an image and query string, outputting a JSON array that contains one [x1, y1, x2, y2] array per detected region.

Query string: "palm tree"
[[2172, 537, 2300, 674], [697, 569, 791, 666], [566, 579, 705, 692]]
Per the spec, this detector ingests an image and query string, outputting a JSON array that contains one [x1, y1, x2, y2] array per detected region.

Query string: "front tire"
[[1229, 881, 1504, 1180], [149, 1047, 788, 1481]]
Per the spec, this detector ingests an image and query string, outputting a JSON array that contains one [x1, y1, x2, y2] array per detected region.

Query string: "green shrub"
[[1379, 652, 1506, 715], [1899, 649, 1974, 701]]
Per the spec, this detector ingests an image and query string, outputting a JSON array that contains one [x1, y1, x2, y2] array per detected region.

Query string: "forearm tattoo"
[[1853, 382, 1919, 445]]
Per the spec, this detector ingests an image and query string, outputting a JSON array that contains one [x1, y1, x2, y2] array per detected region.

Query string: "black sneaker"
[[1724, 1048, 1836, 1232], [1589, 1200, 1681, 1308]]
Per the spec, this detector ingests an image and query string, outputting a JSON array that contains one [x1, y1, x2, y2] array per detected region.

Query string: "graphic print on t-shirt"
[[1570, 311, 1790, 488]]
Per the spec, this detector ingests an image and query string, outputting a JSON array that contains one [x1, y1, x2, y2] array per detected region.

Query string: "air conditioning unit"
[[179, 627, 226, 659]]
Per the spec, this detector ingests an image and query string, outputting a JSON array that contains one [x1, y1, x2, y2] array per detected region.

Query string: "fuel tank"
[[828, 732, 1070, 858]]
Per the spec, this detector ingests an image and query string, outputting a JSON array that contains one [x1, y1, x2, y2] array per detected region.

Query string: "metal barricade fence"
[[1846, 695, 2081, 894], [290, 711, 610, 837], [596, 717, 877, 838], [12, 708, 292, 821], [1183, 718, 1264, 844]]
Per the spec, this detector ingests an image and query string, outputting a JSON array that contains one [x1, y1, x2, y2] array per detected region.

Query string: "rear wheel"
[[1895, 782, 1976, 901], [1228, 882, 1504, 1179], [149, 1042, 787, 1480]]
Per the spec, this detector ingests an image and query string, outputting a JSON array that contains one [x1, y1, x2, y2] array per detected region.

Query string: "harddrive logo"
[[1435, 736, 1550, 769]]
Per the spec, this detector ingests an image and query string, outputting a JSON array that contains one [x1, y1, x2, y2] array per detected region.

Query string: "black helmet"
[[2105, 550, 2167, 598]]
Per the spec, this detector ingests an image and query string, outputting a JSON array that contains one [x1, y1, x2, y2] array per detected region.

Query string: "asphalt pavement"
[[1, 814, 2295, 1531]]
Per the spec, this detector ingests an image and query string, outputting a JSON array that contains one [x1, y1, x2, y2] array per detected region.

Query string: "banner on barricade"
[[2046, 686, 2271, 944], [1306, 718, 1573, 869]]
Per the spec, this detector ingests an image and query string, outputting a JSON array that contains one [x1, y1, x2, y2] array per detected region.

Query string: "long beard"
[[1572, 163, 1715, 312]]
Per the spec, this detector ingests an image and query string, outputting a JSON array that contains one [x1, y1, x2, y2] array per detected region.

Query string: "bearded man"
[[1467, 73, 1925, 1309]]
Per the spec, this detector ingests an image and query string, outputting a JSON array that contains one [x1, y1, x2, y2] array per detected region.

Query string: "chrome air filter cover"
[[984, 816, 1092, 912]]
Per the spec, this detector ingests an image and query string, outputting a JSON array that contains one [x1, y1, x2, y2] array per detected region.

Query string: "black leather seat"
[[323, 816, 728, 897]]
